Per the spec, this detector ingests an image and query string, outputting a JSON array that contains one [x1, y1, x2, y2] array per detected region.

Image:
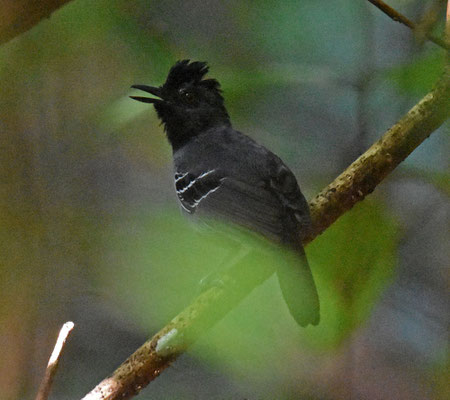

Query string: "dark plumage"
[[131, 60, 320, 327]]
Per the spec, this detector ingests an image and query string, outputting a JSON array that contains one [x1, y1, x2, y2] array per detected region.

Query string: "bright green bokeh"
[[106, 198, 397, 381]]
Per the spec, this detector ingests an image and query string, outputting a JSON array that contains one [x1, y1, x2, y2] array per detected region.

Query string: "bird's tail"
[[276, 245, 320, 327]]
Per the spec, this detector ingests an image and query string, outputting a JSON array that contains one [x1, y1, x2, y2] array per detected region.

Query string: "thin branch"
[[81, 66, 450, 400], [367, 0, 450, 50], [35, 321, 75, 400], [0, 0, 73, 46]]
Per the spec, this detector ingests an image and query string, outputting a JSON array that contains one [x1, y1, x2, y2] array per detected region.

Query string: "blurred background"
[[0, 0, 448, 399]]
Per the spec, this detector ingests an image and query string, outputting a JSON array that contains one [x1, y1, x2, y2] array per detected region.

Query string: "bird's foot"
[[197, 271, 226, 294]]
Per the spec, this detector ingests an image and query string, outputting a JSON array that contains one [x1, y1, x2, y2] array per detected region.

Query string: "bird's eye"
[[180, 89, 194, 103]]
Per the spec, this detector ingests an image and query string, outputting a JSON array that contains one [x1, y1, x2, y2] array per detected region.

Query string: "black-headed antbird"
[[131, 60, 319, 327]]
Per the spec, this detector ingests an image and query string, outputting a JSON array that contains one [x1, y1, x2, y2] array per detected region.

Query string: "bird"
[[130, 60, 320, 327]]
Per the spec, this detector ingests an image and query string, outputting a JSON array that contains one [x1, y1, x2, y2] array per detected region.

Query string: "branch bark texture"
[[82, 67, 450, 400], [0, 0, 73, 46]]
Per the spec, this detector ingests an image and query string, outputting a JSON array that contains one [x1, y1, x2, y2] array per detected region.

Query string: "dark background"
[[0, 0, 448, 399]]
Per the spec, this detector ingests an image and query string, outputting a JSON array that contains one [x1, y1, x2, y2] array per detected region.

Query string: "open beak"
[[130, 85, 164, 104]]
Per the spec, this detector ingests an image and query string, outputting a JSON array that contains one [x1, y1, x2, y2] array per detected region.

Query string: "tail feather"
[[276, 246, 320, 327]]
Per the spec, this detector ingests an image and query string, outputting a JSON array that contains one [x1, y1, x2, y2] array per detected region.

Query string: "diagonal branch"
[[81, 65, 450, 400], [367, 0, 450, 50]]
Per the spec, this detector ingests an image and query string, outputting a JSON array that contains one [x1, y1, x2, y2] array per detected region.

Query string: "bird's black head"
[[131, 60, 230, 151]]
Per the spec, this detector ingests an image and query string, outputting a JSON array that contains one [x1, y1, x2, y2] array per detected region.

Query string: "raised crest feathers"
[[165, 60, 220, 91]]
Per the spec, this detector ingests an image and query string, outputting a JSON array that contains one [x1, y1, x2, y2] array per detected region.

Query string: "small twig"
[[35, 321, 75, 400], [367, 0, 450, 50]]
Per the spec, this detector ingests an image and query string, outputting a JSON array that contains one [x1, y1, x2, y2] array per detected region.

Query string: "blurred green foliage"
[[105, 198, 397, 382], [388, 49, 446, 95]]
